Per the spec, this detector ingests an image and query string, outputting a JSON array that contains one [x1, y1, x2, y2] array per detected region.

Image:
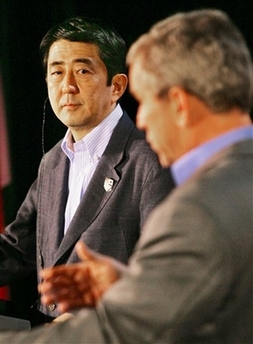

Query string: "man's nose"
[[62, 84, 78, 93], [136, 110, 146, 130], [62, 74, 78, 93]]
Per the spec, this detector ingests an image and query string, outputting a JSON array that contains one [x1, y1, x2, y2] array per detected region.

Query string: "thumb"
[[75, 241, 99, 262]]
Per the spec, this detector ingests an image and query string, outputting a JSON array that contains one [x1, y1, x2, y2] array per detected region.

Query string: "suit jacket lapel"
[[53, 112, 135, 265], [45, 156, 69, 263]]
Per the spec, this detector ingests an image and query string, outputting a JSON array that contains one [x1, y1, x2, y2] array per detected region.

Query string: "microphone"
[[41, 97, 48, 156]]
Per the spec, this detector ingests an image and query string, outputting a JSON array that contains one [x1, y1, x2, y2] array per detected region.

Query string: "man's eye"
[[51, 71, 62, 76], [78, 69, 88, 74]]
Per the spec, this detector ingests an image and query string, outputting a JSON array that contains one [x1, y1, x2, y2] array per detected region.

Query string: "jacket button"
[[46, 303, 56, 312]]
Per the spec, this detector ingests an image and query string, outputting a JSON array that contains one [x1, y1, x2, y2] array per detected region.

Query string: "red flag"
[[0, 75, 11, 300]]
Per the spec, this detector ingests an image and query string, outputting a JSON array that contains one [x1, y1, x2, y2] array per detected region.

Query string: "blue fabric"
[[171, 126, 253, 185]]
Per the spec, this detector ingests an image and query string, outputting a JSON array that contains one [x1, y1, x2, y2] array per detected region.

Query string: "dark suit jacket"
[[2, 139, 251, 343], [0, 112, 174, 318]]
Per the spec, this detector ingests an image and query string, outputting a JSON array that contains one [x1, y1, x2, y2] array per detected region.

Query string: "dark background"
[[0, 0, 252, 219], [0, 0, 252, 322]]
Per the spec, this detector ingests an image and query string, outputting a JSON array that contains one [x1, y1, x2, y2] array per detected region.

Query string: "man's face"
[[129, 61, 179, 167], [47, 39, 116, 141]]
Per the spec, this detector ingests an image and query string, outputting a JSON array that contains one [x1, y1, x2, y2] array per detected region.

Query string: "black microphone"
[[41, 97, 48, 156]]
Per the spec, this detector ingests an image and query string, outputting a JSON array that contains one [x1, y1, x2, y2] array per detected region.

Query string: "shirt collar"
[[171, 125, 253, 186], [61, 104, 123, 162]]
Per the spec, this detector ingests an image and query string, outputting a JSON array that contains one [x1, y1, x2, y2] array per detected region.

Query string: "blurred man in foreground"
[[0, 8, 252, 344]]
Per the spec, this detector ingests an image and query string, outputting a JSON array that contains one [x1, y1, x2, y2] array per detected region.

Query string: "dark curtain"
[[0, 0, 252, 211]]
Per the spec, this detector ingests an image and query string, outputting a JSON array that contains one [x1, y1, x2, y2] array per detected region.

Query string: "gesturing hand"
[[38, 241, 126, 313]]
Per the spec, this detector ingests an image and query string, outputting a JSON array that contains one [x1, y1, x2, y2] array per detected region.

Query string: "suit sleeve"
[[0, 178, 38, 285], [97, 191, 235, 343]]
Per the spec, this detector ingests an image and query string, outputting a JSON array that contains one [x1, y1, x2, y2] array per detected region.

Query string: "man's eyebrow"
[[49, 58, 95, 67], [73, 58, 94, 65]]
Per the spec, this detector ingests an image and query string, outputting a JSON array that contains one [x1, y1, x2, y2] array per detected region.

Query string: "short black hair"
[[40, 16, 127, 85]]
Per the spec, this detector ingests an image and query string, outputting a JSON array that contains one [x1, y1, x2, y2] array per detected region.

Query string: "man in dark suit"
[[0, 17, 173, 324], [0, 8, 252, 343]]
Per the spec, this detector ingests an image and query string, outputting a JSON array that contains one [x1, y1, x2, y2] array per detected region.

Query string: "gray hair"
[[127, 9, 253, 112]]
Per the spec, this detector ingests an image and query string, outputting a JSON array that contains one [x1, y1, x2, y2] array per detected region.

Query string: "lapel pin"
[[104, 177, 114, 192]]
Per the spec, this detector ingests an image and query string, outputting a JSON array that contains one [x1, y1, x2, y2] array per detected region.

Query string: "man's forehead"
[[47, 40, 104, 70], [48, 40, 100, 60], [129, 61, 153, 95], [129, 61, 142, 90]]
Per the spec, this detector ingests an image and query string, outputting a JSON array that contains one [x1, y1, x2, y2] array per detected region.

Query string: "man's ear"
[[168, 86, 190, 128], [111, 74, 128, 102]]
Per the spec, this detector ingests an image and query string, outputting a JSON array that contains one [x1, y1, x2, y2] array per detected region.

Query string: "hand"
[[38, 241, 126, 312]]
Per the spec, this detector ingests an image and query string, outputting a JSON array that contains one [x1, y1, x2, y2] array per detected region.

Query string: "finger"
[[40, 267, 64, 281], [39, 275, 76, 294], [40, 265, 74, 280], [40, 276, 91, 298], [40, 283, 87, 304], [57, 300, 82, 313], [39, 281, 70, 296], [58, 293, 96, 312]]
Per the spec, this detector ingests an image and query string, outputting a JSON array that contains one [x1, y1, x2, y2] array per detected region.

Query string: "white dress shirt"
[[61, 104, 123, 233]]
